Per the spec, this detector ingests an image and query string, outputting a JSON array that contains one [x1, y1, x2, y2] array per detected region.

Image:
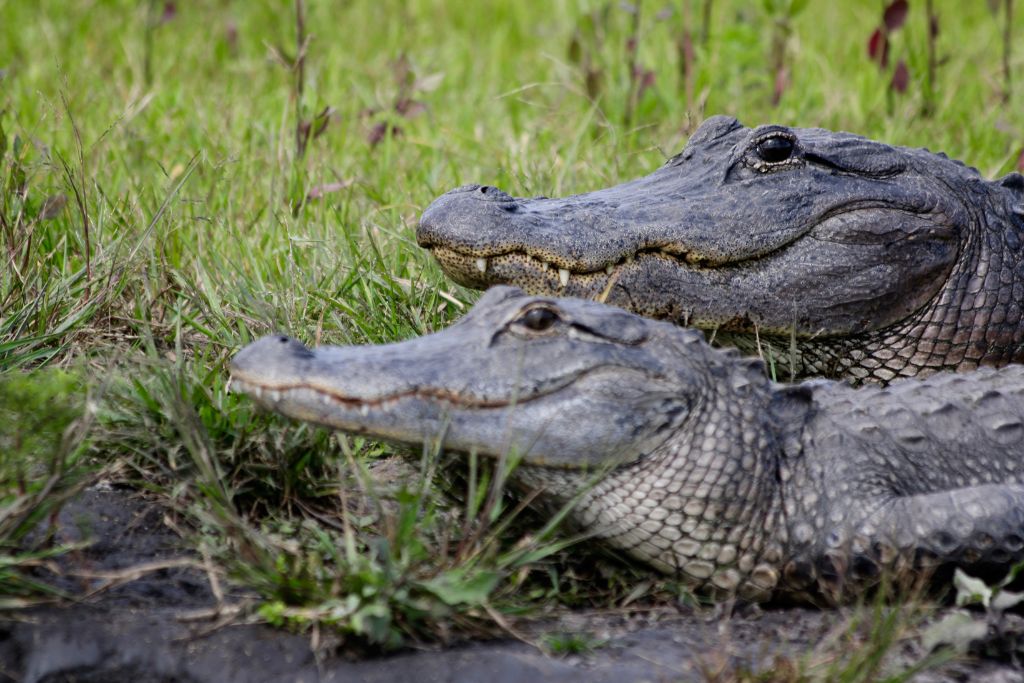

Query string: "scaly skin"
[[417, 116, 1024, 383], [230, 287, 1024, 603]]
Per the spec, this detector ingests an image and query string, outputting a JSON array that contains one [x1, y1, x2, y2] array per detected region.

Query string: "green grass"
[[1, 0, 1022, 670]]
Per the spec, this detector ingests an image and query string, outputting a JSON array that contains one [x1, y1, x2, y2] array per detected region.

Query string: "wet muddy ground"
[[1, 487, 1021, 683]]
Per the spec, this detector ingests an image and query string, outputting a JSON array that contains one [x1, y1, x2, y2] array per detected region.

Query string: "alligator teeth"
[[605, 264, 614, 275], [475, 258, 487, 274], [539, 261, 549, 272], [624, 254, 634, 265], [359, 404, 370, 417], [558, 268, 570, 288], [267, 390, 281, 402]]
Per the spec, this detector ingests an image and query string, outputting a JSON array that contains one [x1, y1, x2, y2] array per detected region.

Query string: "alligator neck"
[[771, 186, 1024, 383], [515, 365, 790, 600]]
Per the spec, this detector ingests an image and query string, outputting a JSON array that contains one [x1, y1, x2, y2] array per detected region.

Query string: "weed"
[[0, 370, 98, 605], [0, 0, 1021, 661]]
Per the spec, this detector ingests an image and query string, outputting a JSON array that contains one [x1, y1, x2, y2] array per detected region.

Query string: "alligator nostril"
[[279, 336, 289, 344], [479, 186, 491, 194]]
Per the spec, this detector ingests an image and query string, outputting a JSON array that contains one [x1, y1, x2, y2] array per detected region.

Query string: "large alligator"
[[230, 287, 1024, 603], [417, 116, 1024, 383]]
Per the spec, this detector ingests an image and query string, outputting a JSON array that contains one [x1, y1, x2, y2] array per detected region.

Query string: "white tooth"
[[605, 264, 614, 275], [359, 404, 370, 417], [475, 258, 487, 274], [540, 260, 549, 272], [251, 386, 263, 398], [268, 390, 281, 402], [625, 254, 634, 264], [558, 268, 570, 288]]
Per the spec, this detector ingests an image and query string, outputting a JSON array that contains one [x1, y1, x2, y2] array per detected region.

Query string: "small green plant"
[[0, 369, 97, 606], [921, 564, 1024, 663], [543, 632, 606, 656]]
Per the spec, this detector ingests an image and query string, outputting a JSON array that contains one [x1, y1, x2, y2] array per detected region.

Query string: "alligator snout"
[[229, 334, 315, 387], [417, 183, 519, 253]]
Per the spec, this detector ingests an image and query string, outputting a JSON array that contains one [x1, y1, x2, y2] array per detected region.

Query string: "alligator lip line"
[[230, 375, 524, 413], [431, 240, 793, 288], [230, 363, 652, 414], [228, 365, 619, 413], [433, 246, 685, 289]]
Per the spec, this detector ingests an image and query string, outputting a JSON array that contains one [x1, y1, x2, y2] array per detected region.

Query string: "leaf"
[[585, 67, 603, 100], [1017, 147, 1024, 173], [37, 193, 67, 221], [413, 72, 445, 93], [395, 98, 427, 118], [567, 29, 583, 64], [789, 0, 811, 17], [311, 106, 337, 139], [392, 54, 413, 89], [305, 181, 352, 201], [160, 1, 177, 23], [267, 43, 296, 69], [920, 610, 989, 655], [991, 589, 1024, 612], [953, 568, 992, 608], [418, 569, 500, 606], [867, 28, 889, 67], [883, 0, 909, 31], [655, 6, 674, 20], [366, 121, 401, 147], [890, 59, 909, 93]]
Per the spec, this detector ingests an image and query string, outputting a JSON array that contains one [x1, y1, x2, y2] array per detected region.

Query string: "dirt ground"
[[1, 487, 1021, 683]]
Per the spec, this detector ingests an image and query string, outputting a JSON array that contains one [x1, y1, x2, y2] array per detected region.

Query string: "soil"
[[1, 487, 1021, 683]]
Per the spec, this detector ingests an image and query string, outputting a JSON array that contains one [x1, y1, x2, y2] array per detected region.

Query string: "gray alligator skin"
[[417, 117, 1024, 383], [230, 287, 1024, 603]]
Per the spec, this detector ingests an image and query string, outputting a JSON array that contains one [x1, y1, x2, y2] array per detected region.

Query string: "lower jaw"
[[430, 247, 631, 301]]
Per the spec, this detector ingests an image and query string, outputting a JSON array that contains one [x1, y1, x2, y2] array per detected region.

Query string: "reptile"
[[417, 116, 1024, 383], [230, 286, 1024, 602]]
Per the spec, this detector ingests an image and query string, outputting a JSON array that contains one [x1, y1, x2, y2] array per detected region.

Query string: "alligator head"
[[418, 116, 1024, 382], [229, 286, 728, 469]]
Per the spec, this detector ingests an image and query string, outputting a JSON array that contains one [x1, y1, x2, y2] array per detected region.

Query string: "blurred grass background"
[[0, 0, 1021, 654]]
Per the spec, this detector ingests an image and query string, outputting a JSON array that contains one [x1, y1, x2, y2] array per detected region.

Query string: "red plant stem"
[[624, 0, 643, 127], [925, 0, 936, 114], [1004, 0, 1014, 103], [295, 0, 308, 159]]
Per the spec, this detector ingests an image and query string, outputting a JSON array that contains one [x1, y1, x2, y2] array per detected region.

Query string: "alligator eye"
[[756, 135, 795, 163], [519, 307, 560, 332]]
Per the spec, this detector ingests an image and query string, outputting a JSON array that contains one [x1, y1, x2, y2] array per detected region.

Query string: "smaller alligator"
[[230, 287, 1024, 603], [417, 116, 1024, 383]]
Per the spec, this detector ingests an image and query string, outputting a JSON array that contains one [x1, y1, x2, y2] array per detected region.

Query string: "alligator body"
[[418, 117, 1024, 383], [230, 287, 1024, 602]]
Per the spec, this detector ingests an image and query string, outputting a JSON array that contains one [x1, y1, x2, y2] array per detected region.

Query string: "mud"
[[1, 487, 1021, 683]]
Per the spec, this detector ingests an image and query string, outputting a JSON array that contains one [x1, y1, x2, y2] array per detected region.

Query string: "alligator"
[[230, 286, 1024, 603], [417, 116, 1024, 383]]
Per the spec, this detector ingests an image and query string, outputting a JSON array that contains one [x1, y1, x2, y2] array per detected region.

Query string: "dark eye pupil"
[[757, 136, 794, 163], [522, 308, 558, 331]]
